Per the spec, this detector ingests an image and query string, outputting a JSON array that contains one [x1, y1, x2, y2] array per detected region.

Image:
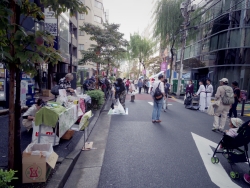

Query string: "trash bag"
[[25, 143, 53, 159], [113, 99, 126, 114]]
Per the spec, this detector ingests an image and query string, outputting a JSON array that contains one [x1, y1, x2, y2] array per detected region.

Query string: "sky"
[[103, 0, 153, 40]]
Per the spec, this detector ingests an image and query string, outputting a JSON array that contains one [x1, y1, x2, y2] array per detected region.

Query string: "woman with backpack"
[[151, 75, 165, 123]]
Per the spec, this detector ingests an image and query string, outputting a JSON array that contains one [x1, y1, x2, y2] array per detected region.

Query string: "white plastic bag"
[[25, 143, 53, 159], [32, 122, 59, 146], [113, 99, 126, 114]]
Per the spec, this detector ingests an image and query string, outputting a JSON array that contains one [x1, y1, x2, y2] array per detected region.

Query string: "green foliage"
[[0, 169, 18, 188], [86, 90, 105, 108], [128, 33, 154, 71], [79, 23, 128, 75], [153, 0, 184, 48], [41, 0, 89, 17]]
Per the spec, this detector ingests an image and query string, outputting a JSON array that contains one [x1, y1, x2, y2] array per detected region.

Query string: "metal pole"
[[176, 0, 190, 97], [70, 23, 73, 73]]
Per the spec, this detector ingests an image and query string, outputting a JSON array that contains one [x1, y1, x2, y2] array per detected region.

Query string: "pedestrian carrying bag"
[[221, 86, 234, 105], [154, 83, 163, 100]]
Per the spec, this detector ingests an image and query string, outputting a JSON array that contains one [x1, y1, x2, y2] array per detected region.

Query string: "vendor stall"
[[33, 89, 92, 146]]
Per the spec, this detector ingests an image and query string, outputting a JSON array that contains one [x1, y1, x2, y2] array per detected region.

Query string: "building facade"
[[77, 0, 108, 77], [176, 0, 250, 98]]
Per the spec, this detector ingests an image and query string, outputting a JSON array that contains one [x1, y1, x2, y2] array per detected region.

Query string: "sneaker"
[[152, 120, 156, 123], [212, 127, 218, 132], [163, 110, 166, 112], [155, 120, 161, 123], [244, 174, 250, 184]]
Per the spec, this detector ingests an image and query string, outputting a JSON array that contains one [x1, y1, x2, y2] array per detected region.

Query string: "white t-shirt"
[[152, 80, 165, 94]]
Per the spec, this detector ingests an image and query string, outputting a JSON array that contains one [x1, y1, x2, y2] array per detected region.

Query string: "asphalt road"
[[98, 94, 250, 188]]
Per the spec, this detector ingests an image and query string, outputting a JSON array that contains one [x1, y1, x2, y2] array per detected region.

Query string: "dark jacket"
[[186, 84, 194, 95]]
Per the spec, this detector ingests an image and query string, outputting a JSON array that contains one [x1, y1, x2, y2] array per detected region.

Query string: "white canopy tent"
[[149, 71, 164, 80]]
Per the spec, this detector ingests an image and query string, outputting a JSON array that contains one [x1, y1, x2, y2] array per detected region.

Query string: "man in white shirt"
[[151, 75, 165, 123]]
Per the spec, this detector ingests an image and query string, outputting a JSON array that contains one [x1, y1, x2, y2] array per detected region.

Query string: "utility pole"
[[176, 0, 191, 97]]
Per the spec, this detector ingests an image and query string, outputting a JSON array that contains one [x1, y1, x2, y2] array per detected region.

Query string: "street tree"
[[79, 23, 128, 87], [153, 0, 183, 82], [128, 33, 154, 77], [0, 0, 88, 181], [145, 56, 161, 75]]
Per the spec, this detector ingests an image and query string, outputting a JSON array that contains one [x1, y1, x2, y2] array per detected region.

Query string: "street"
[[66, 93, 250, 188]]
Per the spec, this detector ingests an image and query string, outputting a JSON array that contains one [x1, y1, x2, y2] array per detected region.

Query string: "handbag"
[[51, 85, 60, 95], [212, 100, 220, 107]]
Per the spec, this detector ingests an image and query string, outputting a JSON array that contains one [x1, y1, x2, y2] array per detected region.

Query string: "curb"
[[46, 102, 107, 188], [0, 107, 29, 116]]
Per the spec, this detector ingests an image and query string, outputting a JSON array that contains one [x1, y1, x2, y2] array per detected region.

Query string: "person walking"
[[228, 81, 241, 118], [205, 79, 213, 109], [195, 80, 206, 112], [138, 79, 143, 94], [134, 79, 138, 90], [114, 78, 127, 110], [145, 79, 150, 94], [212, 78, 234, 132], [125, 79, 130, 94], [163, 79, 170, 112], [151, 75, 165, 123]]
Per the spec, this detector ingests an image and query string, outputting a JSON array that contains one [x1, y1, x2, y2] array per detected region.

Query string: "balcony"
[[70, 35, 77, 47], [70, 16, 77, 28]]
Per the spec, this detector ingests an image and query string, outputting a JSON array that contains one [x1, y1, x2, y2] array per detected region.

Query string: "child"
[[221, 118, 244, 148], [22, 98, 44, 131]]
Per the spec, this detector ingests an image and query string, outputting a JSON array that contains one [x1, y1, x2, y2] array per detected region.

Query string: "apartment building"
[[77, 0, 108, 77]]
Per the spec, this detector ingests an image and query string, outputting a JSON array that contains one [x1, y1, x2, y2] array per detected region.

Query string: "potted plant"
[[86, 90, 105, 109]]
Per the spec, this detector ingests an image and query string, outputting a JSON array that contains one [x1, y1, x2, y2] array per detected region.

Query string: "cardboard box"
[[42, 89, 53, 97], [22, 144, 58, 183], [61, 129, 75, 140]]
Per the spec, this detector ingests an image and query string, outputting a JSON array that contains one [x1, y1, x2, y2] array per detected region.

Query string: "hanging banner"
[[142, 70, 146, 75], [113, 68, 117, 73], [161, 62, 167, 71]]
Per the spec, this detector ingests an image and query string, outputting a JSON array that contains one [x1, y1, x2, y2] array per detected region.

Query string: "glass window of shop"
[[229, 29, 241, 48], [95, 0, 103, 10], [59, 16, 69, 42], [59, 38, 69, 58]]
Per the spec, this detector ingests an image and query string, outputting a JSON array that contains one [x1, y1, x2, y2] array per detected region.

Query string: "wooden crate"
[[42, 89, 53, 97], [61, 130, 75, 140]]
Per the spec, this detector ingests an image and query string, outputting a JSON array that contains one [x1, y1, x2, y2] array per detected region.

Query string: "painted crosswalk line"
[[192, 133, 240, 188], [148, 102, 172, 106]]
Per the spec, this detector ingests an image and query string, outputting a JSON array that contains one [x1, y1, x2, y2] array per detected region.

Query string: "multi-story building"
[[176, 0, 250, 98], [77, 0, 108, 77]]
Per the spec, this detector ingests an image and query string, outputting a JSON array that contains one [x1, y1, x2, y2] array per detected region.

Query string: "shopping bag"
[[207, 105, 215, 116], [113, 99, 126, 114], [32, 122, 59, 145]]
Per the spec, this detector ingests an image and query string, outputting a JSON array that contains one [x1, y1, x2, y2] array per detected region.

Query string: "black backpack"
[[154, 83, 163, 100]]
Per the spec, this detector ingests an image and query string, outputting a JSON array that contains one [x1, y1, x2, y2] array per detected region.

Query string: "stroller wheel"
[[211, 157, 219, 164], [230, 171, 239, 179]]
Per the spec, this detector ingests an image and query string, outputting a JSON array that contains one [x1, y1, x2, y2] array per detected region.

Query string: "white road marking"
[[148, 102, 172, 106], [191, 133, 240, 188]]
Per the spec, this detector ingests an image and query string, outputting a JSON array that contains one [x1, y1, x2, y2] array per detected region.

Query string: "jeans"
[[229, 101, 238, 118], [152, 98, 163, 121], [139, 87, 142, 94], [126, 86, 129, 93]]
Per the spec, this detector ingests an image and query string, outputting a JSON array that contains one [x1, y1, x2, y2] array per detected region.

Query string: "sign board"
[[161, 62, 167, 71], [241, 90, 247, 101], [44, 8, 57, 36]]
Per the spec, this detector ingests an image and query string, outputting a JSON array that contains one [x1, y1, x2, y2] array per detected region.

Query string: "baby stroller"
[[185, 93, 200, 110], [211, 120, 250, 179]]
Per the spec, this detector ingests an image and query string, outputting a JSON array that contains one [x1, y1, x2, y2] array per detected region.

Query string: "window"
[[95, 0, 103, 9], [79, 14, 85, 20], [79, 30, 84, 36], [79, 44, 84, 50], [94, 15, 102, 24]]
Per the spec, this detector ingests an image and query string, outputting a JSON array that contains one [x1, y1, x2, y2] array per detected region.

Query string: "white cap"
[[219, 78, 228, 83], [231, 118, 244, 128]]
